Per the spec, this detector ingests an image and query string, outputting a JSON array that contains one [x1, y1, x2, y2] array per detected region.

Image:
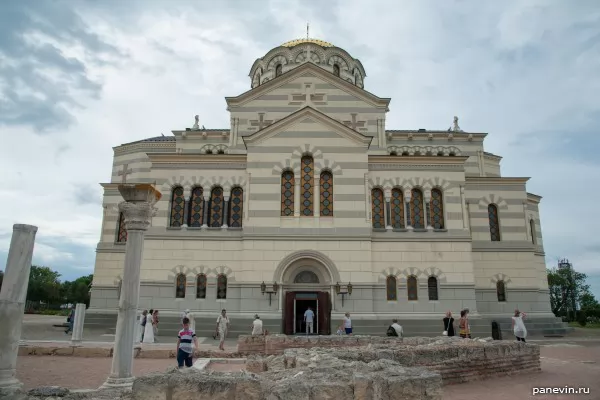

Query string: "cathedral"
[[88, 37, 564, 337]]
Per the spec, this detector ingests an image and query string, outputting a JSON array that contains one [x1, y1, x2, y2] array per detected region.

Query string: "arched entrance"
[[275, 251, 338, 335]]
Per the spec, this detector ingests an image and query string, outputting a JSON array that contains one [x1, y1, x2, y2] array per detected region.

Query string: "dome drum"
[[249, 38, 366, 89]]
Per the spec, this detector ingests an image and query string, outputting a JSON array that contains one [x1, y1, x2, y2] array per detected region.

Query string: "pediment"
[[226, 62, 390, 110], [242, 107, 373, 148]]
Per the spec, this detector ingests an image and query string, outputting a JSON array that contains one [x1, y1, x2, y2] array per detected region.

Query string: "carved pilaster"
[[294, 173, 301, 217], [424, 189, 433, 230], [460, 185, 468, 230], [313, 175, 319, 218], [182, 188, 191, 227]]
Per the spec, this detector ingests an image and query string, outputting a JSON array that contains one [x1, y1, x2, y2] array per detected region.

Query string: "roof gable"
[[227, 62, 390, 110], [242, 107, 373, 148]]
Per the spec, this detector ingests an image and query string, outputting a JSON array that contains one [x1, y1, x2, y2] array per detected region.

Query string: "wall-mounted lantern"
[[261, 281, 279, 306], [334, 282, 352, 306]]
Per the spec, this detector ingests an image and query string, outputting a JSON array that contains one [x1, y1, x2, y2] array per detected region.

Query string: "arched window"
[[497, 280, 507, 302], [430, 189, 445, 229], [428, 277, 439, 300], [208, 187, 224, 227], [488, 204, 501, 241], [300, 156, 314, 216], [530, 219, 536, 244], [188, 186, 204, 227], [390, 188, 405, 229], [196, 274, 207, 299], [333, 64, 340, 77], [116, 212, 127, 243], [275, 64, 282, 77], [175, 274, 186, 298], [407, 276, 418, 301], [281, 170, 295, 216], [386, 276, 397, 301], [371, 188, 385, 228], [410, 189, 425, 229], [217, 274, 227, 299], [228, 187, 243, 228], [320, 171, 333, 216], [169, 186, 185, 227]]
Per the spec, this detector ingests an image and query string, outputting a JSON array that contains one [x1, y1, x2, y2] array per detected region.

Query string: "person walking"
[[176, 317, 198, 368], [304, 307, 315, 335], [65, 305, 75, 334], [138, 310, 147, 342], [215, 309, 230, 351], [443, 311, 455, 337], [342, 312, 352, 335], [512, 309, 528, 342]]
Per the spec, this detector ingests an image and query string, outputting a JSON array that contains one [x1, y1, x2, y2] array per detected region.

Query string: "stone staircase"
[[85, 313, 572, 339]]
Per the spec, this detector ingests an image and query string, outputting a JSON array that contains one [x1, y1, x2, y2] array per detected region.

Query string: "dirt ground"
[[16, 343, 599, 399]]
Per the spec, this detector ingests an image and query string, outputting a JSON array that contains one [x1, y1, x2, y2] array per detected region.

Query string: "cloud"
[[0, 0, 599, 299]]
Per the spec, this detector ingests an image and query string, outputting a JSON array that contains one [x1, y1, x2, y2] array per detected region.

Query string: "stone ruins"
[[13, 335, 540, 400]]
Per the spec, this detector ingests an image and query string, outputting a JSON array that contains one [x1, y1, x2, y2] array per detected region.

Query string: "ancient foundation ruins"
[[13, 335, 541, 400]]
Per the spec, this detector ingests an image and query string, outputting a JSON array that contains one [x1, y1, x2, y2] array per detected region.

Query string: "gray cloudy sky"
[[1, 0, 599, 297]]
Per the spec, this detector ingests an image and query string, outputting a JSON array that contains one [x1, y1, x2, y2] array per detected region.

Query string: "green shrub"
[[577, 311, 587, 327]]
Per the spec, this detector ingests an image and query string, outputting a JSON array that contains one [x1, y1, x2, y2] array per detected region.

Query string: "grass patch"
[[569, 322, 600, 329]]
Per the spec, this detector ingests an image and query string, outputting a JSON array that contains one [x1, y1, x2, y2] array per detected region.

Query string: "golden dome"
[[281, 38, 334, 48]]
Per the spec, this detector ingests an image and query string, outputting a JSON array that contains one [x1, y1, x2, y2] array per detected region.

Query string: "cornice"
[[527, 192, 543, 202], [147, 153, 247, 165], [243, 106, 372, 147], [386, 131, 487, 141], [172, 130, 230, 140], [369, 155, 469, 165], [226, 62, 390, 109], [465, 177, 530, 185], [113, 141, 176, 156]]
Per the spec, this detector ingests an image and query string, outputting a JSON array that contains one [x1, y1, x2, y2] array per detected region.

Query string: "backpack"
[[386, 325, 398, 337]]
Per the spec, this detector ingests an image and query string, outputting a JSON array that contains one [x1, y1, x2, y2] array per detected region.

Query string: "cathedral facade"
[[89, 38, 556, 336]]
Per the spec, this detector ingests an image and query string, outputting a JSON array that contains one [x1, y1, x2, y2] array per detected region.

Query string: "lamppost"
[[261, 282, 279, 306], [334, 282, 352, 307]]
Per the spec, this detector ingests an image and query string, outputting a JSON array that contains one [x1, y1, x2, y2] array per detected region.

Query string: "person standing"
[[143, 309, 155, 343], [65, 305, 75, 334], [390, 319, 403, 337], [512, 309, 528, 342], [152, 310, 160, 342], [443, 311, 455, 337], [342, 312, 352, 335], [458, 310, 471, 338], [139, 310, 148, 342], [176, 317, 198, 368], [252, 314, 263, 335], [304, 307, 315, 335], [216, 309, 230, 351]]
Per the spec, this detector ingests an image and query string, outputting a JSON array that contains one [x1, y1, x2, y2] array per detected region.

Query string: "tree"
[[62, 274, 93, 306], [547, 263, 590, 321], [579, 292, 600, 322], [27, 265, 62, 304], [0, 270, 4, 291]]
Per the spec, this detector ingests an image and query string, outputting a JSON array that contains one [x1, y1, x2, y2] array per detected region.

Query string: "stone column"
[[70, 303, 86, 345], [103, 199, 157, 389], [404, 189, 413, 231], [294, 173, 301, 217], [384, 189, 392, 230], [182, 188, 190, 228], [313, 175, 320, 218], [222, 195, 230, 229], [0, 224, 38, 395], [424, 189, 433, 231], [201, 194, 209, 229]]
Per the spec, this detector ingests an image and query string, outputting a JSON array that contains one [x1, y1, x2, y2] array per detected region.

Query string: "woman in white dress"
[[142, 309, 155, 343], [512, 309, 528, 342]]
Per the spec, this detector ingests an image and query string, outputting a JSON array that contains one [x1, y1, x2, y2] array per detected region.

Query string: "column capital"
[[118, 201, 157, 231], [384, 188, 391, 200], [424, 189, 432, 202], [403, 189, 412, 200]]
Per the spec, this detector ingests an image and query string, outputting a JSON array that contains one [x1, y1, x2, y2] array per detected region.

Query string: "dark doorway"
[[284, 291, 331, 335], [295, 298, 317, 334]]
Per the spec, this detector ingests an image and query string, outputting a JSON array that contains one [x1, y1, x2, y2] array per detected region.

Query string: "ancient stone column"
[[0, 224, 38, 395], [70, 303, 86, 345], [103, 184, 160, 389]]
